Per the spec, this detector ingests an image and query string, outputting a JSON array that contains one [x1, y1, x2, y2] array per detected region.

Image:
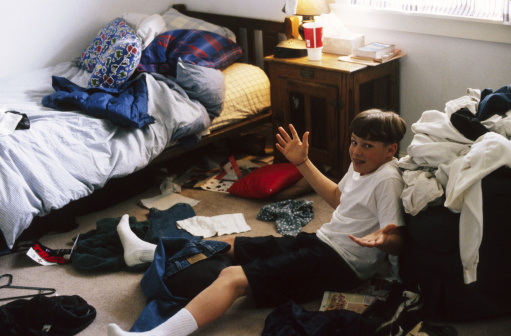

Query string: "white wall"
[[1, 0, 510, 150], [0, 0, 171, 79]]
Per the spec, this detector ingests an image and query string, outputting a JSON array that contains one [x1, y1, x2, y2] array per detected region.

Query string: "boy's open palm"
[[276, 124, 309, 165], [349, 224, 398, 248]]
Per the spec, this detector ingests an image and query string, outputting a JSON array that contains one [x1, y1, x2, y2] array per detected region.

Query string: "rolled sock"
[[116, 214, 156, 267], [107, 308, 198, 336]]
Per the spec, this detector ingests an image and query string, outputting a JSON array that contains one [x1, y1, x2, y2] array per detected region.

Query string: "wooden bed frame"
[[150, 4, 291, 165]]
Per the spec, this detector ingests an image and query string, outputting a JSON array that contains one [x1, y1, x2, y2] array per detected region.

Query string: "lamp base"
[[299, 15, 315, 40], [274, 39, 307, 58]]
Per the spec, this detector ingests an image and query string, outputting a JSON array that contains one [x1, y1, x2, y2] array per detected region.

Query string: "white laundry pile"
[[399, 88, 511, 284], [176, 213, 251, 238]]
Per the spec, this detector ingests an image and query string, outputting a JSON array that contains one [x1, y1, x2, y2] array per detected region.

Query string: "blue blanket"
[[42, 75, 154, 129]]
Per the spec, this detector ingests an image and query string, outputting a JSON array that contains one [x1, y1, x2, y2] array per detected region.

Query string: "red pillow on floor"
[[228, 163, 302, 199]]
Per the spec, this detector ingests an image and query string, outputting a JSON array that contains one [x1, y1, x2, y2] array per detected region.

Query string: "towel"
[[176, 213, 251, 238]]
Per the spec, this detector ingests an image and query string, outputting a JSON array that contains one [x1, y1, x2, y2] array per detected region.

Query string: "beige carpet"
[[1, 143, 511, 335], [0, 177, 331, 335]]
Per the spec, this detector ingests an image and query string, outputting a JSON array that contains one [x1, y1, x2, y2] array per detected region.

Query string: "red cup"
[[303, 22, 323, 49]]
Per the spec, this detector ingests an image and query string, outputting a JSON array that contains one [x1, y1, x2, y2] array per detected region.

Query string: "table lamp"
[[295, 0, 330, 39], [275, 0, 331, 58]]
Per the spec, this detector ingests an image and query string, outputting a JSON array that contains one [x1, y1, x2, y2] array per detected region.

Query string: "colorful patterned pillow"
[[137, 29, 243, 77], [77, 17, 139, 72], [88, 37, 142, 88]]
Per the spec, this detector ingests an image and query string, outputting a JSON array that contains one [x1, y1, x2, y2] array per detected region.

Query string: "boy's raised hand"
[[276, 124, 309, 166]]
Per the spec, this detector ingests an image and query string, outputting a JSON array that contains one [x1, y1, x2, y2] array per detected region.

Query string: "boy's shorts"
[[234, 232, 362, 308]]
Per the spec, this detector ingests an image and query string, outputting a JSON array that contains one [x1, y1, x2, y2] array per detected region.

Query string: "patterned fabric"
[[77, 17, 139, 72], [209, 63, 271, 132], [137, 29, 243, 77], [88, 37, 142, 88], [257, 199, 314, 237]]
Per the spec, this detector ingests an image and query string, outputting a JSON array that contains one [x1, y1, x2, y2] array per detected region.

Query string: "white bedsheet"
[[0, 61, 208, 249]]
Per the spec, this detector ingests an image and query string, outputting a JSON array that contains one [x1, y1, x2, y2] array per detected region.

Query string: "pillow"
[[209, 63, 271, 132], [88, 37, 142, 88], [270, 177, 314, 201], [175, 58, 225, 119], [77, 17, 139, 72], [228, 163, 303, 199], [137, 29, 243, 77], [120, 13, 167, 49], [162, 7, 236, 42]]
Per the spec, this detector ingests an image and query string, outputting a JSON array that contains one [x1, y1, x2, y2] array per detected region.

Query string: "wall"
[[1, 0, 510, 150], [0, 0, 171, 79]]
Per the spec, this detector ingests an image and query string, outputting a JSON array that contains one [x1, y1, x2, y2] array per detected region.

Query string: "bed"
[[0, 5, 289, 252]]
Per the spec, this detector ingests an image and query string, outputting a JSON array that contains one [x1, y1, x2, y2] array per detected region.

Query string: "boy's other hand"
[[276, 124, 309, 166], [348, 224, 398, 248]]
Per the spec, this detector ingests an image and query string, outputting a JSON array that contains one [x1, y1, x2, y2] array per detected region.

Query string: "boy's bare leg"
[[107, 235, 249, 336], [107, 265, 251, 336], [185, 265, 251, 327]]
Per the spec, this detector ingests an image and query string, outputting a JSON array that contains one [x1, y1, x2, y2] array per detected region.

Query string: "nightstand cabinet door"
[[278, 78, 339, 170]]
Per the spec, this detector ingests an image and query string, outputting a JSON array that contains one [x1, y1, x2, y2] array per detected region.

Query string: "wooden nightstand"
[[264, 53, 400, 179]]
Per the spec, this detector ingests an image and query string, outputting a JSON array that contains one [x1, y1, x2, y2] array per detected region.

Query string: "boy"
[[108, 109, 407, 336]]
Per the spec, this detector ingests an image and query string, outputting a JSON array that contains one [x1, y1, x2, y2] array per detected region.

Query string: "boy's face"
[[349, 134, 397, 176]]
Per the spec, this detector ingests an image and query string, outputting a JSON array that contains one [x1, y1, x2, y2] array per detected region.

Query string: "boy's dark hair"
[[350, 109, 407, 145]]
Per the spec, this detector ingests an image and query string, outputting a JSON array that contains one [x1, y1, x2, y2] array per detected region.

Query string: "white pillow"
[[121, 13, 167, 49], [161, 8, 236, 42]]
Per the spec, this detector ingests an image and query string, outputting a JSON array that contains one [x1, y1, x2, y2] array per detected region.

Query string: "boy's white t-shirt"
[[316, 158, 404, 280]]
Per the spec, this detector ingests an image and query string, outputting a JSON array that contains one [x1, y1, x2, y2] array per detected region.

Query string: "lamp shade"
[[296, 0, 330, 16]]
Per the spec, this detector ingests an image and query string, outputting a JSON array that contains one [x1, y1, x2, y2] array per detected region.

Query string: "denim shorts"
[[234, 233, 362, 308]]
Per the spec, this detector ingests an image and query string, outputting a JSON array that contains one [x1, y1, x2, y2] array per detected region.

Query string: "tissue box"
[[323, 34, 365, 55]]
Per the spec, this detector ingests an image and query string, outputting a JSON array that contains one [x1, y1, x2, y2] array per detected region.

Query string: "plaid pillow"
[[77, 17, 139, 72], [137, 29, 243, 77]]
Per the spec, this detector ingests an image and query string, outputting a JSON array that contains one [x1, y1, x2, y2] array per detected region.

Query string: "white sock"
[[116, 214, 156, 267], [107, 308, 198, 336]]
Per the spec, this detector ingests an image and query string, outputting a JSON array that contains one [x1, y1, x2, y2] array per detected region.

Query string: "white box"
[[323, 33, 365, 55]]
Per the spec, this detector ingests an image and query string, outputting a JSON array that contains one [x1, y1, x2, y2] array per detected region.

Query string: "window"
[[350, 0, 510, 23], [332, 0, 511, 44]]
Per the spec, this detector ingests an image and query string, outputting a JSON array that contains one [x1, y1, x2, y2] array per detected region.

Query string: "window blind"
[[350, 0, 510, 23]]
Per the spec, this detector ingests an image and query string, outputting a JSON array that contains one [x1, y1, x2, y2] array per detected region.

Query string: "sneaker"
[[361, 284, 423, 336]]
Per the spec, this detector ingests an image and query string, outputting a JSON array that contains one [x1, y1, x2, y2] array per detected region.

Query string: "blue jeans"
[[130, 204, 230, 332], [148, 203, 197, 239]]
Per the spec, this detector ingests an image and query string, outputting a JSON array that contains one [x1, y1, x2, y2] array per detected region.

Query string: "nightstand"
[[264, 53, 400, 179]]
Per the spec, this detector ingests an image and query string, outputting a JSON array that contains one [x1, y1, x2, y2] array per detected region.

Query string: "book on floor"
[[319, 291, 377, 314], [353, 42, 395, 59], [319, 278, 397, 314]]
